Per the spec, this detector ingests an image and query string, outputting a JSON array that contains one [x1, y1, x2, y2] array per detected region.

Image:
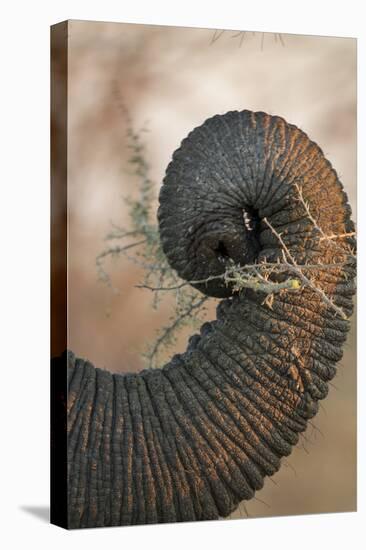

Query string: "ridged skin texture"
[[66, 110, 356, 528]]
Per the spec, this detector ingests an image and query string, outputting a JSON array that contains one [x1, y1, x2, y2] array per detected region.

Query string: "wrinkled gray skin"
[[66, 110, 356, 528]]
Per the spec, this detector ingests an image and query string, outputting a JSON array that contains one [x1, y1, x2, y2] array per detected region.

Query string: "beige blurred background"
[[66, 20, 356, 521]]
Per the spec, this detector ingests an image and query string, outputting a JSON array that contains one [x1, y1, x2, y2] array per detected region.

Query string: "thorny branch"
[[210, 30, 286, 49], [97, 95, 212, 368], [136, 261, 347, 293], [262, 217, 350, 320], [142, 295, 209, 368]]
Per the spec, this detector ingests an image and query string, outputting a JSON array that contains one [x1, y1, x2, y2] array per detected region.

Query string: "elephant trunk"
[[66, 110, 356, 528]]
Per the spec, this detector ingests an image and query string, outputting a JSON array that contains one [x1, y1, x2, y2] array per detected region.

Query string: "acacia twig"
[[294, 183, 355, 245], [263, 217, 349, 320], [135, 260, 347, 293], [143, 295, 209, 369]]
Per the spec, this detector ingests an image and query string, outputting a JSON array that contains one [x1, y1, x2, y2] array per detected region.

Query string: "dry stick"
[[96, 239, 147, 262], [211, 29, 285, 49], [308, 420, 325, 440], [224, 276, 299, 294], [239, 501, 250, 518], [294, 183, 356, 243], [254, 495, 271, 509], [231, 31, 246, 47], [96, 240, 147, 280], [152, 269, 166, 310], [320, 233, 356, 241], [263, 217, 348, 320], [97, 241, 166, 275], [319, 402, 328, 417], [104, 228, 141, 241], [137, 274, 299, 294], [96, 239, 150, 292], [282, 459, 297, 477], [135, 261, 346, 293], [210, 29, 225, 44], [278, 33, 286, 47]]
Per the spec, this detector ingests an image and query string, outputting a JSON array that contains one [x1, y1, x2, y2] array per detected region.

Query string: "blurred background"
[[66, 20, 356, 520]]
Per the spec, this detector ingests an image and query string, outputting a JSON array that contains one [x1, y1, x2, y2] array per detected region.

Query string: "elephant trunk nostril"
[[241, 205, 261, 259], [214, 240, 230, 264], [189, 214, 262, 298], [242, 206, 259, 232], [214, 207, 261, 266]]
